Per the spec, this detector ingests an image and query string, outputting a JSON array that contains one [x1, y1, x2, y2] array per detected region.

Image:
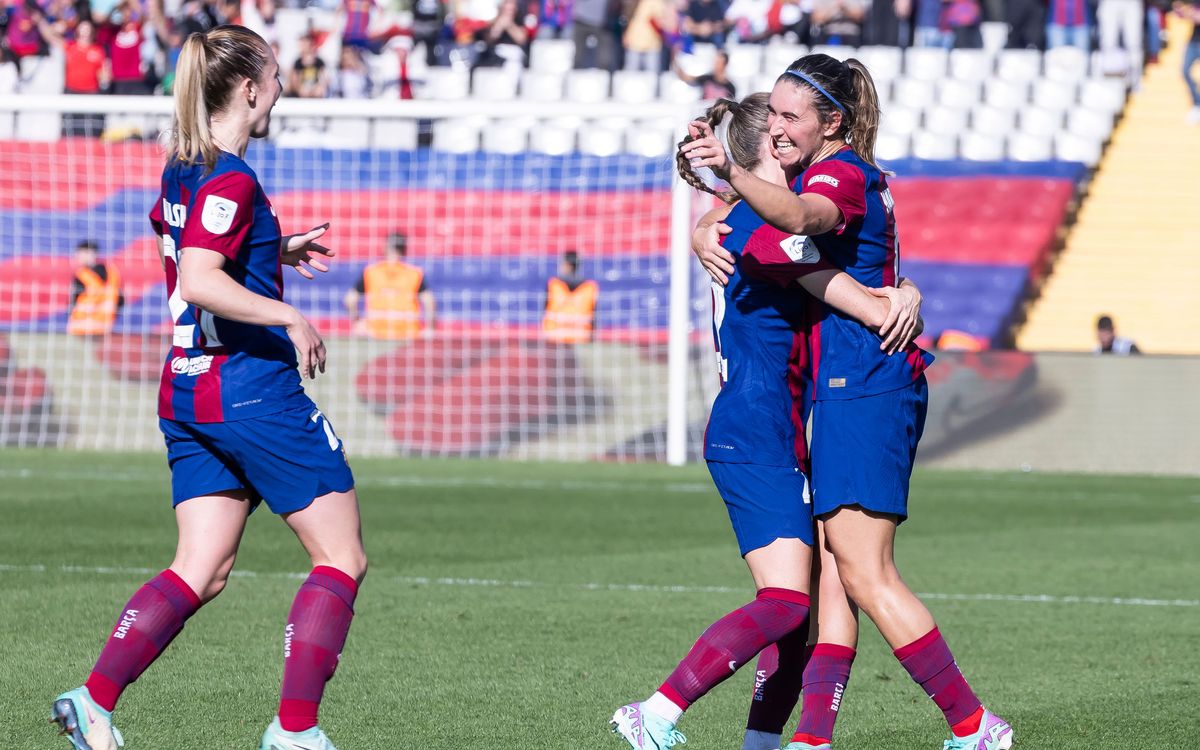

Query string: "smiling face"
[[248, 48, 283, 139], [767, 78, 842, 177]]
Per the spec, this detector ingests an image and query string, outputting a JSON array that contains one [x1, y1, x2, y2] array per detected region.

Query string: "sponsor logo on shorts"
[[171, 355, 213, 376]]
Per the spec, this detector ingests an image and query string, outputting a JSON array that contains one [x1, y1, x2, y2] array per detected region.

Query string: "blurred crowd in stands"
[[0, 0, 1184, 98]]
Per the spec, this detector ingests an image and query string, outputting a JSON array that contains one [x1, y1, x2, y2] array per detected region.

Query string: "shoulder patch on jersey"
[[779, 234, 821, 264], [201, 194, 238, 234], [808, 174, 840, 188]]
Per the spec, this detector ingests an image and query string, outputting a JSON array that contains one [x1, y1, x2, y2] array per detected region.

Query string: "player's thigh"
[[821, 506, 899, 583], [745, 537, 813, 593], [219, 405, 356, 516], [170, 490, 253, 601], [283, 488, 367, 582]]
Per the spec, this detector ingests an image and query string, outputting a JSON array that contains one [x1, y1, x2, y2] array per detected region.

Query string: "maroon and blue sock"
[[894, 627, 983, 734], [278, 566, 359, 732], [791, 643, 856, 746], [658, 588, 810, 714], [746, 629, 811, 734], [85, 569, 202, 711]]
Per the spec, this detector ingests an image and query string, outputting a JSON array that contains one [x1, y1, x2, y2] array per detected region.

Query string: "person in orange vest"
[[67, 239, 123, 336], [542, 250, 599, 343], [344, 232, 436, 339]]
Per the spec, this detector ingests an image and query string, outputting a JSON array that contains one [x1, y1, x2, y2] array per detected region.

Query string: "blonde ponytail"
[[844, 59, 882, 172]]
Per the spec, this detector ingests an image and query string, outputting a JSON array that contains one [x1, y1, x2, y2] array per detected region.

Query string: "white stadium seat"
[[754, 72, 782, 94], [16, 112, 60, 141], [1055, 132, 1103, 166], [1066, 107, 1115, 141], [726, 44, 764, 79], [611, 71, 659, 104], [972, 104, 1018, 138], [948, 49, 994, 82], [431, 119, 481, 153], [983, 79, 1029, 110], [938, 79, 983, 109], [577, 126, 624, 156], [893, 78, 937, 109], [521, 71, 565, 102], [911, 131, 957, 160], [905, 47, 948, 81], [530, 123, 577, 155], [875, 131, 910, 161], [960, 131, 1006, 161], [529, 38, 575, 74], [1080, 78, 1128, 115], [564, 69, 611, 103], [1032, 79, 1078, 113], [924, 105, 970, 137], [625, 127, 675, 158], [810, 44, 856, 61], [325, 117, 372, 147], [764, 42, 808, 76], [421, 68, 470, 100], [855, 45, 903, 84], [677, 43, 719, 77], [1019, 108, 1062, 138], [881, 104, 922, 136], [659, 72, 703, 103], [996, 49, 1041, 83], [1008, 135, 1054, 161], [1044, 46, 1089, 84], [980, 21, 1009, 53], [371, 120, 420, 150], [481, 121, 530, 154], [472, 67, 521, 101]]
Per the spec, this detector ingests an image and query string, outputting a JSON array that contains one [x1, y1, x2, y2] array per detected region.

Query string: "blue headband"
[[783, 70, 846, 114]]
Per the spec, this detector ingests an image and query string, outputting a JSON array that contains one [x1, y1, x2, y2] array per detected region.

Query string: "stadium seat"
[[810, 44, 856, 61], [521, 70, 565, 102], [1079, 78, 1127, 115], [948, 48, 994, 82], [677, 43, 719, 77], [960, 131, 1006, 161], [924, 105, 970, 137], [421, 68, 470, 100], [611, 71, 659, 104], [659, 73, 702, 103], [1018, 108, 1062, 138], [15, 112, 60, 142], [1044, 46, 1089, 84], [431, 119, 481, 153], [995, 49, 1041, 83], [528, 123, 576, 155], [754, 72, 781, 93], [326, 117, 372, 147], [880, 105, 922, 135], [911, 131, 957, 160], [726, 44, 764, 79], [0, 62, 17, 95], [983, 78, 1029, 109], [564, 69, 611, 103], [938, 79, 982, 109], [1007, 135, 1054, 161], [980, 21, 1009, 52], [1055, 132, 1102, 166], [529, 38, 575, 74], [1066, 107, 1114, 141], [625, 127, 674, 158], [875, 132, 910, 161], [371, 119, 420, 150], [481, 121, 529, 154], [905, 47, 949, 81], [577, 126, 623, 156], [971, 104, 1017, 138], [855, 45, 903, 83], [893, 78, 937, 109], [472, 67, 521, 101], [0, 112, 15, 140], [1032, 79, 1078, 113], [764, 42, 808, 75]]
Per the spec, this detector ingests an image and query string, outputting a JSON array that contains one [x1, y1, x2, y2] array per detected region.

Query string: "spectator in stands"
[[1097, 0, 1143, 77], [98, 0, 151, 94], [331, 43, 371, 96], [1006, 0, 1046, 49], [539, 0, 572, 38], [1045, 0, 1090, 49], [1094, 314, 1140, 354], [941, 0, 983, 47], [410, 0, 447, 65], [472, 0, 537, 70], [767, 0, 813, 45], [622, 0, 672, 70], [345, 232, 436, 339], [36, 17, 109, 134], [572, 0, 618, 69], [543, 249, 598, 343], [1146, 0, 1168, 63], [862, 0, 905, 45], [683, 0, 727, 46], [286, 32, 330, 97], [674, 47, 734, 98], [725, 0, 773, 43], [809, 0, 867, 45], [1178, 0, 1200, 124], [912, 0, 951, 47], [342, 0, 407, 54], [67, 239, 124, 336], [4, 0, 50, 72]]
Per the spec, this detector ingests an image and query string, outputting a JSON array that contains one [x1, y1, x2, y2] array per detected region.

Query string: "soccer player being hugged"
[[50, 25, 366, 750], [609, 93, 924, 750], [683, 55, 1014, 750]]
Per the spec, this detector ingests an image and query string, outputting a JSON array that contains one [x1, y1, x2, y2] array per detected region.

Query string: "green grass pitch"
[[1, 450, 1198, 748]]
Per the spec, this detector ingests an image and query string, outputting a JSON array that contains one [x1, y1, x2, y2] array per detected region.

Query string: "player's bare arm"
[[692, 204, 735, 284]]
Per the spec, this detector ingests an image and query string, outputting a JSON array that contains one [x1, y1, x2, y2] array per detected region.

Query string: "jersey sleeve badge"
[[779, 235, 821, 264], [201, 195, 239, 234]]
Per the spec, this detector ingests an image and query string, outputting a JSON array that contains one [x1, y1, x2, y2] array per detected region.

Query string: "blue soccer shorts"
[[160, 404, 355, 514], [707, 461, 814, 556], [810, 376, 929, 521]]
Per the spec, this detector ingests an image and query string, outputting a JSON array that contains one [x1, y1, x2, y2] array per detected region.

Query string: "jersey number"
[[310, 409, 341, 451], [163, 236, 223, 349]]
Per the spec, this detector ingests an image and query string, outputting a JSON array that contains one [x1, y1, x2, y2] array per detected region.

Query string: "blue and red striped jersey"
[[149, 151, 309, 423], [704, 199, 814, 470]]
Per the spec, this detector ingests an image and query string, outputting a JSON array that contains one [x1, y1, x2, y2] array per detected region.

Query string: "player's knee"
[[833, 557, 889, 604], [315, 551, 367, 584]]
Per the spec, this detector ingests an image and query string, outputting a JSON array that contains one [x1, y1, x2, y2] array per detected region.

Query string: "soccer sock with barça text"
[[278, 566, 359, 733], [894, 627, 983, 734], [745, 630, 811, 734], [85, 569, 202, 712], [653, 588, 810, 719], [791, 643, 856, 746]]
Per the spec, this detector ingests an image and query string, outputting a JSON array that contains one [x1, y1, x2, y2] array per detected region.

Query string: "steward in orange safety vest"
[[345, 232, 435, 340], [542, 250, 598, 343], [67, 240, 122, 336]]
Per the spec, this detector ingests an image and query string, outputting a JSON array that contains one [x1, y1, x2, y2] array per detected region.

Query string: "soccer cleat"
[[259, 717, 338, 750], [610, 703, 687, 749], [49, 687, 124, 750], [943, 709, 1013, 750], [784, 742, 832, 750]]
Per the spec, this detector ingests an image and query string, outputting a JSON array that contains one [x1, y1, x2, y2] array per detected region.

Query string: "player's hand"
[[285, 308, 326, 378], [282, 223, 335, 280], [870, 281, 922, 354], [693, 221, 734, 285], [680, 120, 731, 179]]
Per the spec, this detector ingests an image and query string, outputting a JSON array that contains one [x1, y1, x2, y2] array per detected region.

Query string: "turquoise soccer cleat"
[[610, 703, 687, 749], [783, 741, 832, 750], [50, 687, 124, 750], [943, 709, 1014, 750], [259, 718, 338, 750]]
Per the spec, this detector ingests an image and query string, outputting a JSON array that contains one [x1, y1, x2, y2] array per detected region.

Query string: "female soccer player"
[[50, 26, 365, 750], [609, 92, 922, 750], [682, 54, 1014, 750]]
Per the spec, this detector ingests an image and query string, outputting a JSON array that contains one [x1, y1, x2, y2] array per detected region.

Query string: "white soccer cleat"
[[50, 687, 124, 750], [610, 703, 687, 749], [259, 717, 338, 750]]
